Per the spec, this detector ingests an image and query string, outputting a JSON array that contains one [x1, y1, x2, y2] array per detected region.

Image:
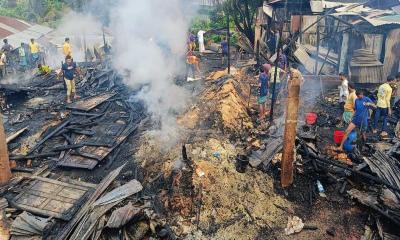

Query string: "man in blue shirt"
[[59, 55, 81, 103], [340, 90, 376, 151], [258, 64, 270, 120]]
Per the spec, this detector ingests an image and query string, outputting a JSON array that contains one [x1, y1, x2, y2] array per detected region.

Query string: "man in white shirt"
[[339, 72, 349, 104], [0, 51, 6, 79], [197, 30, 206, 53]]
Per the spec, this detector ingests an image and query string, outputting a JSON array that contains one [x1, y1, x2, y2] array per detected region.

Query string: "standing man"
[[393, 73, 400, 105], [187, 32, 196, 52], [268, 64, 285, 103], [1, 39, 13, 56], [59, 55, 81, 103], [339, 90, 376, 151], [0, 50, 6, 79], [63, 38, 72, 58], [373, 76, 394, 137], [277, 48, 288, 71], [1, 39, 13, 71], [258, 64, 270, 120], [29, 39, 40, 67], [342, 82, 357, 125], [339, 73, 349, 105], [221, 37, 228, 65], [197, 30, 206, 54], [18, 43, 28, 72], [186, 51, 200, 81]]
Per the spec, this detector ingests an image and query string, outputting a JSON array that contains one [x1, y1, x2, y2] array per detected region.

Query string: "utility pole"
[[227, 12, 231, 74], [281, 75, 301, 187], [0, 114, 11, 186]]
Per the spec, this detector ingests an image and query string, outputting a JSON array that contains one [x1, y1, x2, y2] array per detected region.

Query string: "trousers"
[[65, 79, 76, 97], [373, 107, 388, 132]]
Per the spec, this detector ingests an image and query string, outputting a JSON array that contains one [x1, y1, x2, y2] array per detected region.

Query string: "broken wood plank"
[[27, 119, 71, 155], [10, 177, 95, 221], [106, 202, 142, 228], [66, 92, 116, 112], [57, 165, 125, 240], [93, 179, 143, 207], [9, 152, 59, 160], [249, 138, 283, 168], [6, 127, 27, 144], [57, 125, 138, 169], [10, 211, 49, 237]]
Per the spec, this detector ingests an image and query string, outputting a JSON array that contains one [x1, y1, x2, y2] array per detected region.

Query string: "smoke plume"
[[109, 0, 195, 147]]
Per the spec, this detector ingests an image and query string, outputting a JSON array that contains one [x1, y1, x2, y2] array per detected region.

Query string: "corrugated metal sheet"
[[0, 16, 30, 31], [383, 28, 400, 77], [350, 49, 384, 83], [0, 16, 53, 45], [28, 25, 53, 36], [3, 25, 53, 46], [364, 34, 384, 58], [0, 27, 13, 39], [310, 1, 353, 13], [350, 66, 384, 83], [294, 43, 333, 74]]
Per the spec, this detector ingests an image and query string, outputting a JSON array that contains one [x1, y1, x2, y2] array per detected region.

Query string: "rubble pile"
[[0, 62, 181, 240], [180, 68, 253, 135]]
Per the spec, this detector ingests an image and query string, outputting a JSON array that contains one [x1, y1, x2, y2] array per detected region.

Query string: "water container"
[[236, 155, 249, 173], [306, 112, 318, 125], [333, 130, 345, 144]]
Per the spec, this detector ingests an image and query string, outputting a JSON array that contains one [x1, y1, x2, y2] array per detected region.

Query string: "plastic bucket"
[[236, 155, 249, 173], [306, 112, 318, 125], [334, 130, 345, 144]]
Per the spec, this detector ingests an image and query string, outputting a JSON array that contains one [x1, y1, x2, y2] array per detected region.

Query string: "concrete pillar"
[[0, 114, 11, 186], [281, 75, 301, 188]]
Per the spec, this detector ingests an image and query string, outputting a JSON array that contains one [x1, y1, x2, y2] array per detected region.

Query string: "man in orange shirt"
[[186, 51, 200, 81]]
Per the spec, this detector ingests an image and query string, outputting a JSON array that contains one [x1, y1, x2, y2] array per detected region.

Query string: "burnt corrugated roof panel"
[[0, 16, 30, 31], [0, 27, 13, 39]]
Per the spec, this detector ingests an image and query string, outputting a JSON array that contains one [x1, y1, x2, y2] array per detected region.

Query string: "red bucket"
[[333, 130, 345, 144], [306, 112, 318, 125]]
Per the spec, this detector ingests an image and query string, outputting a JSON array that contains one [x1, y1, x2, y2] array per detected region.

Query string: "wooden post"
[[281, 76, 301, 188], [314, 18, 320, 75], [227, 13, 231, 74], [0, 114, 11, 186]]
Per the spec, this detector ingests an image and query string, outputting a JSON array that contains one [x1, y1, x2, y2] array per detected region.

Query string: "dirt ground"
[[130, 54, 368, 239]]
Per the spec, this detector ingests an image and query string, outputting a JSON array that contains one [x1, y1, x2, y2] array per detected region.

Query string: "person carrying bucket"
[[339, 89, 376, 151]]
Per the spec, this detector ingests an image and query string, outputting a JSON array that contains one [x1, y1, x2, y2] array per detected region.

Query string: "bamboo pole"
[[281, 75, 301, 188], [0, 114, 11, 186]]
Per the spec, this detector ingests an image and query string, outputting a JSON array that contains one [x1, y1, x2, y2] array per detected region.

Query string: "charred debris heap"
[[0, 61, 178, 240]]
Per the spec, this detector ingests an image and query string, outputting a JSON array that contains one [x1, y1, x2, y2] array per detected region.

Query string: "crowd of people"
[[337, 73, 399, 152], [0, 36, 83, 104], [0, 38, 46, 77]]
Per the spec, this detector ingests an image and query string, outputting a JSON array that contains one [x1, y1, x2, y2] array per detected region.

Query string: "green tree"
[[214, 0, 263, 46]]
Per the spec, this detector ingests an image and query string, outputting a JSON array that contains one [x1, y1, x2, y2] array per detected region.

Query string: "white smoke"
[[110, 0, 196, 147], [46, 11, 112, 67]]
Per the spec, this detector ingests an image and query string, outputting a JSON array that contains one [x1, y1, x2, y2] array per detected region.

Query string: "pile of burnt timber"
[[0, 62, 176, 239], [7, 64, 146, 170]]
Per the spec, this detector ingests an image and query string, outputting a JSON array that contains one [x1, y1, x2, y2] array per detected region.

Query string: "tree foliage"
[[223, 0, 263, 45], [0, 0, 66, 27]]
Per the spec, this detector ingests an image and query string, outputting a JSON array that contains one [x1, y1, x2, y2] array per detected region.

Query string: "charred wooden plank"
[[27, 119, 71, 155], [66, 92, 116, 112]]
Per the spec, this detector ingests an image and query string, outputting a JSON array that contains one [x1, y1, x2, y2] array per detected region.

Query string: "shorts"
[[342, 111, 354, 124], [352, 118, 368, 131], [258, 96, 267, 104]]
